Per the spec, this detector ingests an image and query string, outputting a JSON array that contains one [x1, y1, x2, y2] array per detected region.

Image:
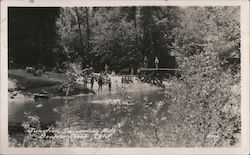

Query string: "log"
[[34, 93, 49, 100]]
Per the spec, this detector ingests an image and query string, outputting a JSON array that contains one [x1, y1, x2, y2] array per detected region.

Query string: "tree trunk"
[[74, 7, 85, 58], [85, 7, 90, 56], [133, 7, 139, 55]]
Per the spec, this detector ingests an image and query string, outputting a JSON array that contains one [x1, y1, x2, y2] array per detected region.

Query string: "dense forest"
[[8, 6, 240, 73], [8, 7, 59, 68]]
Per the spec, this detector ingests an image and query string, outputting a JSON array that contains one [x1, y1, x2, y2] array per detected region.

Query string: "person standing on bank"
[[143, 56, 148, 68], [155, 57, 159, 69], [104, 64, 109, 75]]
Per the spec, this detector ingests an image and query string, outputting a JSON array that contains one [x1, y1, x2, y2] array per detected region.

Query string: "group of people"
[[90, 72, 111, 93], [143, 56, 160, 69], [89, 56, 160, 92]]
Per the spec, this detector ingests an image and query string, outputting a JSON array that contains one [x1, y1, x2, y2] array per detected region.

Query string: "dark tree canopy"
[[8, 7, 60, 68]]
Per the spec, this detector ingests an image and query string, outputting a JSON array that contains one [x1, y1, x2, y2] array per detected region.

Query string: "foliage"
[[55, 7, 179, 72], [9, 112, 61, 147], [172, 7, 240, 63], [58, 62, 95, 96], [9, 6, 240, 72], [160, 7, 241, 146], [160, 45, 240, 147], [8, 8, 60, 68]]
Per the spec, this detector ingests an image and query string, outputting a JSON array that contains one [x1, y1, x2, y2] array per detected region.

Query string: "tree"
[[172, 6, 240, 70], [74, 7, 84, 57], [161, 6, 241, 147], [56, 6, 181, 72], [8, 7, 60, 68]]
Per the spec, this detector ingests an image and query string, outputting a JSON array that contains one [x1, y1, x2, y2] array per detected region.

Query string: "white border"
[[1, 0, 249, 154]]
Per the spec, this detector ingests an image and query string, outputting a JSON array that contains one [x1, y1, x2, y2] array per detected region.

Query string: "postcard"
[[0, 0, 249, 154]]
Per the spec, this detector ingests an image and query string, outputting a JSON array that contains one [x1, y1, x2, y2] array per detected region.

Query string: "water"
[[8, 82, 166, 147]]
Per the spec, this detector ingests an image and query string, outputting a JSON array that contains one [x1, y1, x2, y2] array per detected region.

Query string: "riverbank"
[[8, 69, 171, 101], [8, 69, 63, 91], [8, 69, 95, 100]]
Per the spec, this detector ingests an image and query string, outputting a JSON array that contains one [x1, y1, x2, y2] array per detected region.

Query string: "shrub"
[[159, 45, 240, 147]]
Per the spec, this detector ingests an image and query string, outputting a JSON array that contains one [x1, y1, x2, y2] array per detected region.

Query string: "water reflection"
[[9, 86, 165, 147]]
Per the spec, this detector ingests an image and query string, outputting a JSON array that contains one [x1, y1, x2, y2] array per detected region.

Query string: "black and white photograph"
[[0, 0, 249, 154]]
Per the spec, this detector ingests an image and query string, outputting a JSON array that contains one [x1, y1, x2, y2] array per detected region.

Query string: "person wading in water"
[[98, 75, 103, 93], [90, 74, 95, 89]]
